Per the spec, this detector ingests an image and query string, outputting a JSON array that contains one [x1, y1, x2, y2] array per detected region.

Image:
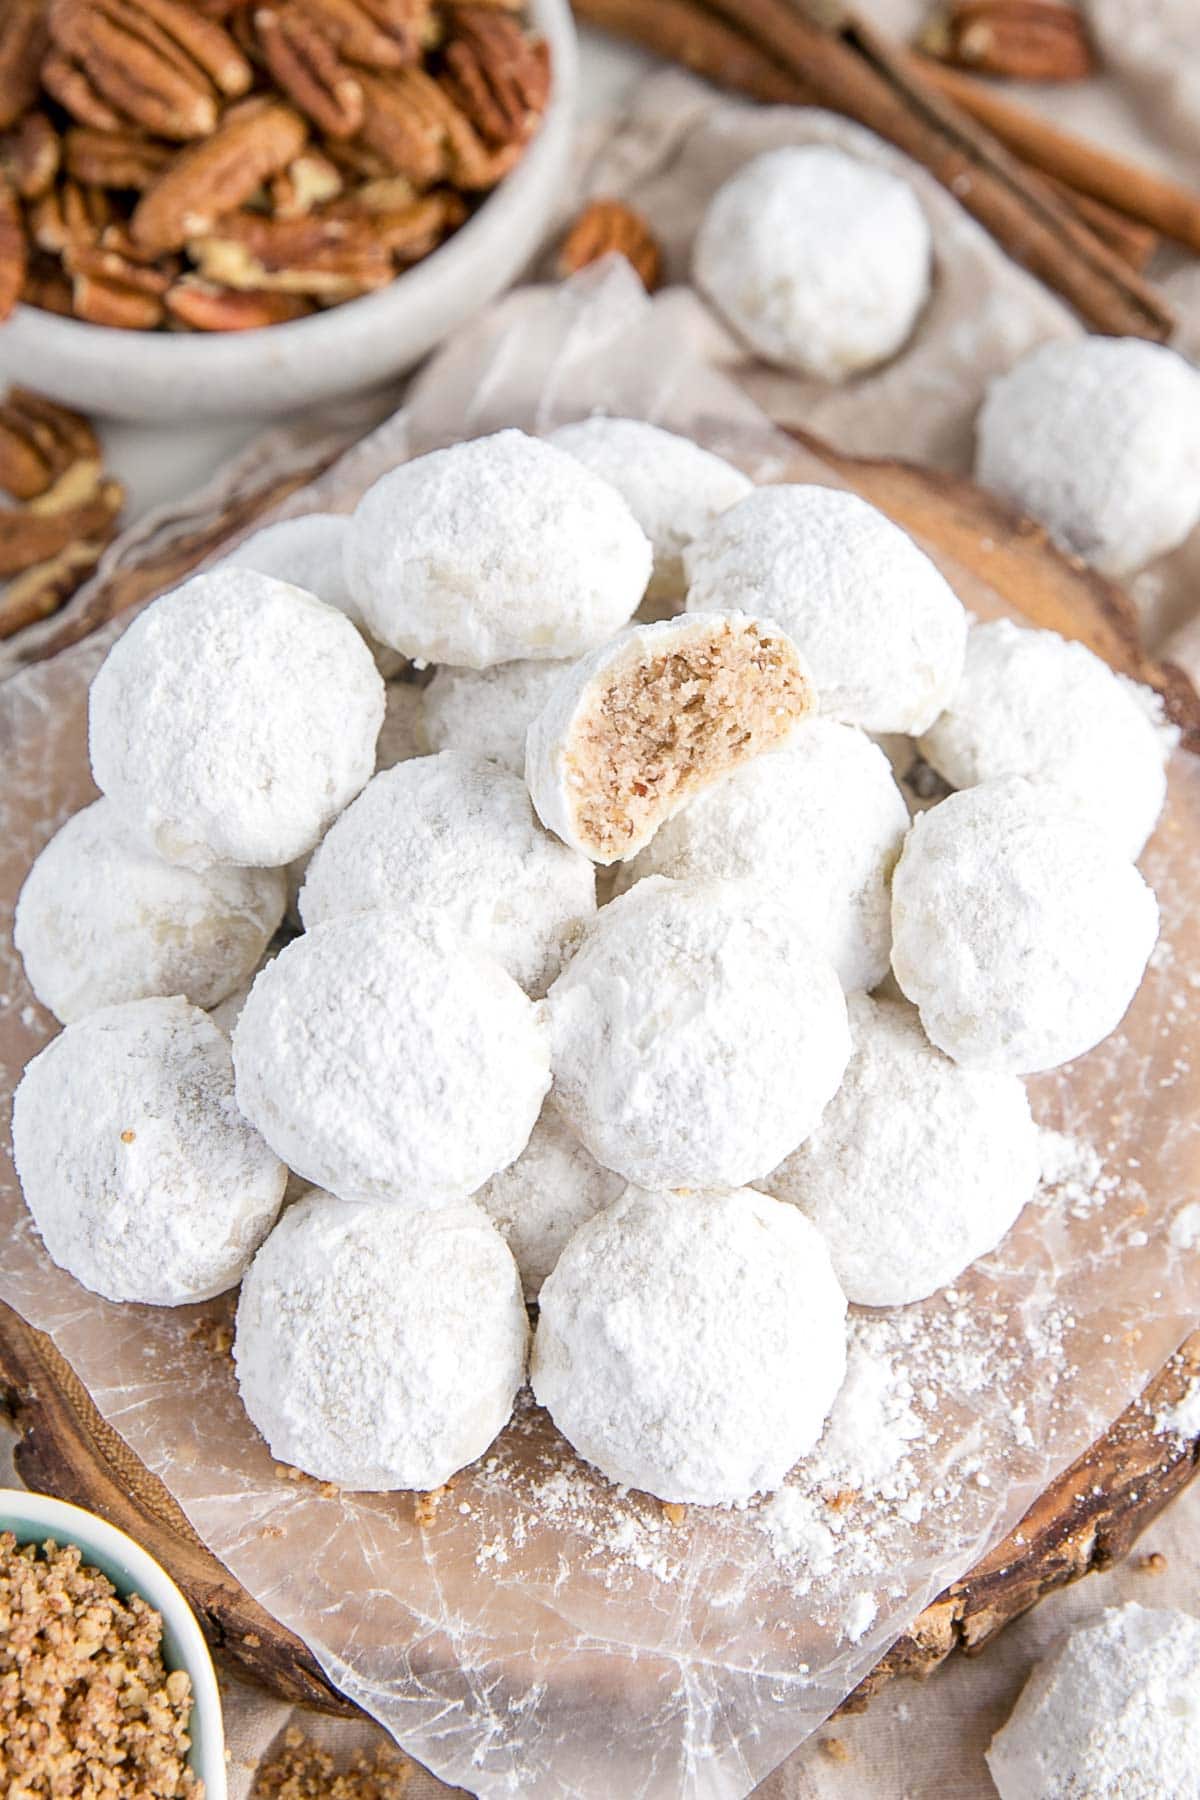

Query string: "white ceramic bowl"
[[0, 1487, 227, 1799], [0, 0, 576, 421]]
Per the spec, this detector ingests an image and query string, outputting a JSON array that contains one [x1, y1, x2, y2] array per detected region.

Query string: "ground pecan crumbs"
[[1137, 1551, 1168, 1574], [820, 1736, 851, 1764], [252, 1727, 412, 1799], [0, 1530, 201, 1798]]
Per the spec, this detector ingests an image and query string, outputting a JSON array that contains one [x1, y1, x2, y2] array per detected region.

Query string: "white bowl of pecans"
[[0, 1487, 227, 1797], [0, 0, 576, 421]]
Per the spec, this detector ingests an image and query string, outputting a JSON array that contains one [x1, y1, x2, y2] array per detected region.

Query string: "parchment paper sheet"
[[2, 262, 1200, 1798]]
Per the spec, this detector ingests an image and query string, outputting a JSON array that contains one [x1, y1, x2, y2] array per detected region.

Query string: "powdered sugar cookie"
[[891, 778, 1159, 1073], [685, 486, 966, 735], [228, 512, 363, 629], [526, 612, 814, 864], [344, 429, 652, 667], [533, 1184, 847, 1505], [422, 658, 572, 775], [12, 997, 286, 1306], [976, 337, 1200, 578], [475, 1101, 624, 1300], [89, 569, 384, 871], [693, 146, 932, 380], [15, 798, 285, 1024], [767, 993, 1040, 1305], [236, 1189, 528, 1490], [547, 877, 850, 1189]]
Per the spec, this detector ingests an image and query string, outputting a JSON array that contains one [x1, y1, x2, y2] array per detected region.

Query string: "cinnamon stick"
[[1040, 174, 1158, 272], [918, 57, 1200, 256], [573, 0, 803, 105], [573, 0, 1175, 340]]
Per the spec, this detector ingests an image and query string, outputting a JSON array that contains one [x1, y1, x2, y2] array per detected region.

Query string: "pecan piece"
[[441, 8, 550, 148], [190, 209, 394, 296], [269, 149, 343, 217], [558, 198, 662, 292], [165, 276, 314, 329], [132, 96, 309, 252], [0, 173, 28, 323], [0, 465, 125, 575], [0, 387, 98, 501], [48, 0, 253, 140], [293, 0, 432, 68], [0, 0, 48, 132], [0, 536, 114, 639], [3, 113, 61, 200], [920, 0, 1095, 81], [329, 184, 464, 256], [41, 48, 126, 132], [254, 4, 365, 138], [29, 180, 112, 255], [64, 127, 173, 191]]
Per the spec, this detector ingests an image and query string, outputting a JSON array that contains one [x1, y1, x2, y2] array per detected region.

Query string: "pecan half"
[[358, 64, 516, 188], [0, 0, 48, 133], [1, 112, 60, 201], [442, 8, 549, 148], [40, 48, 126, 132], [132, 96, 309, 252], [0, 466, 125, 575], [29, 180, 112, 255], [0, 174, 28, 323], [558, 198, 662, 292], [0, 536, 114, 639], [72, 271, 165, 328], [293, 0, 432, 68], [330, 184, 464, 255], [190, 209, 394, 296], [920, 1, 1095, 81], [48, 0, 253, 140], [0, 387, 98, 501], [165, 276, 314, 328], [64, 127, 173, 191], [254, 4, 366, 138]]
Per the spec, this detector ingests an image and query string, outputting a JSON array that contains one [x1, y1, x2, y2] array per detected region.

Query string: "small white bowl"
[[0, 0, 577, 422], [0, 1488, 227, 1799]]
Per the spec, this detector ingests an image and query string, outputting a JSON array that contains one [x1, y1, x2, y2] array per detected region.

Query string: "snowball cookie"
[[89, 569, 384, 871], [526, 612, 815, 865], [693, 146, 932, 381], [235, 1189, 528, 1490], [422, 658, 572, 776], [891, 778, 1159, 1074], [344, 429, 652, 668], [298, 753, 595, 996], [976, 337, 1200, 579], [14, 798, 286, 1025], [532, 1185, 847, 1505], [987, 1604, 1200, 1800], [547, 417, 753, 604], [475, 1101, 624, 1300], [767, 993, 1039, 1305], [233, 911, 550, 1204], [919, 619, 1169, 860], [227, 511, 363, 630], [618, 720, 909, 993], [12, 997, 286, 1306], [685, 487, 967, 735], [547, 877, 850, 1189]]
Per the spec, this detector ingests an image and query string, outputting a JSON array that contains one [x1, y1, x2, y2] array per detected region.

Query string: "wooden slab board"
[[3, 427, 1199, 1719]]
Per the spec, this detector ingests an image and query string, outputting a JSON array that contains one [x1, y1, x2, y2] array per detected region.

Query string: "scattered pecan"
[[269, 148, 343, 216], [48, 0, 253, 141], [29, 180, 113, 255], [0, 387, 98, 501], [0, 466, 125, 575], [164, 276, 314, 329], [40, 48, 126, 132], [190, 208, 394, 296], [292, 0, 433, 68], [0, 0, 48, 133], [0, 173, 28, 322], [441, 7, 550, 148], [558, 198, 662, 292], [920, 0, 1095, 81], [0, 536, 114, 639], [64, 126, 173, 191], [2, 110, 59, 199], [254, 4, 366, 138], [131, 97, 308, 252]]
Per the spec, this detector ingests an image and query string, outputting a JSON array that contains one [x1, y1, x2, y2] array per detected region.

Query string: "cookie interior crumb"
[[570, 617, 812, 857], [0, 1530, 200, 1798]]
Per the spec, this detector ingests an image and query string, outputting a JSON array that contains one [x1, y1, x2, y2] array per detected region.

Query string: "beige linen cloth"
[[8, 5, 1200, 1796]]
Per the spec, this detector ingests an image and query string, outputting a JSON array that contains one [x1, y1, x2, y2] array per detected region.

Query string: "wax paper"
[[3, 266, 1200, 1800]]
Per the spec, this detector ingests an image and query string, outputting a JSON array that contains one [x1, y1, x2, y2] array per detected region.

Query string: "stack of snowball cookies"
[[13, 417, 1169, 1510]]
